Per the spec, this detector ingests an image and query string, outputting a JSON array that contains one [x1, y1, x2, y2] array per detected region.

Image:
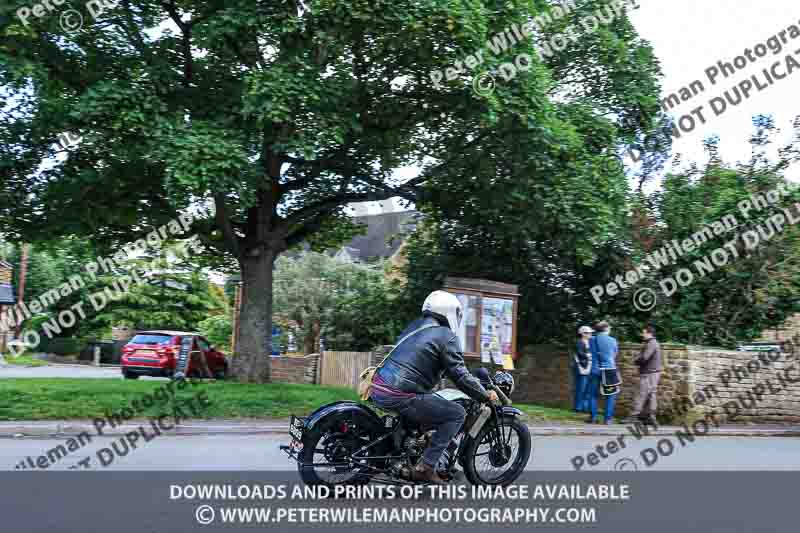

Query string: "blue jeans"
[[370, 392, 466, 467], [573, 368, 590, 412], [589, 373, 617, 421]]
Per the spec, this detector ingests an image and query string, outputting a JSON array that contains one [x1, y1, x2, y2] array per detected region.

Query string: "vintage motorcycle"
[[281, 369, 531, 487]]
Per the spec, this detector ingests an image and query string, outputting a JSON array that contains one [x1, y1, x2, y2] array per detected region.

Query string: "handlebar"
[[488, 383, 512, 406]]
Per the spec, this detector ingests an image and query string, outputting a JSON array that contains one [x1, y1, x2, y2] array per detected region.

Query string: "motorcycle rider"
[[369, 290, 498, 484]]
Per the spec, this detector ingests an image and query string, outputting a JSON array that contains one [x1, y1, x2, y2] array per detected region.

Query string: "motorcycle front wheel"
[[462, 417, 531, 486]]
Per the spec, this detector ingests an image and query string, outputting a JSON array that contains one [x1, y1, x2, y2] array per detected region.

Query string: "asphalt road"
[[4, 434, 799, 471], [0, 365, 166, 380]]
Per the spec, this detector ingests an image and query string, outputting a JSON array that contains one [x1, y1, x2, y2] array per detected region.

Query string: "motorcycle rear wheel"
[[299, 426, 373, 487]]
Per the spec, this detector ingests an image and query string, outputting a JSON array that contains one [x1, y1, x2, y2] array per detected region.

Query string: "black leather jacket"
[[375, 316, 491, 403]]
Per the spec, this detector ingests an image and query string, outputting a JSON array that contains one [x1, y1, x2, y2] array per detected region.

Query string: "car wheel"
[[214, 363, 228, 381], [123, 371, 140, 380]]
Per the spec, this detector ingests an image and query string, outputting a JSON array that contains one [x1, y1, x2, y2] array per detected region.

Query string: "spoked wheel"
[[462, 417, 531, 486], [298, 426, 373, 487]]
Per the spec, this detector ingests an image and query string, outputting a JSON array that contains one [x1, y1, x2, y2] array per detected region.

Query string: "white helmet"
[[422, 290, 463, 331]]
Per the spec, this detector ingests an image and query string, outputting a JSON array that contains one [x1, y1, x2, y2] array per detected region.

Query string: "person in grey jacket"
[[626, 325, 662, 424]]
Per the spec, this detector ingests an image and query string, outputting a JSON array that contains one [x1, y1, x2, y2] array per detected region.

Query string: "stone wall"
[[511, 344, 570, 406], [270, 354, 320, 385], [758, 314, 800, 342], [512, 342, 800, 423], [683, 346, 800, 423]]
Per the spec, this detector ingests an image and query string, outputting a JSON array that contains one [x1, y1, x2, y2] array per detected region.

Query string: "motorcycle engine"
[[392, 431, 457, 481], [403, 432, 429, 459]]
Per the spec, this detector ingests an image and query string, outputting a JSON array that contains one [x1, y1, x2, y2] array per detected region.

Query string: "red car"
[[120, 330, 229, 379]]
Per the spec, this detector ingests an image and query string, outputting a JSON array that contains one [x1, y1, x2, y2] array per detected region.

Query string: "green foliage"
[[599, 117, 800, 346], [3, 238, 106, 338], [5, 239, 225, 346], [87, 246, 224, 332], [273, 251, 402, 352], [198, 314, 234, 352], [38, 337, 83, 356]]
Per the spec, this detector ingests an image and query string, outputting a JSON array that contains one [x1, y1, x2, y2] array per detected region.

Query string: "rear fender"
[[303, 401, 386, 435]]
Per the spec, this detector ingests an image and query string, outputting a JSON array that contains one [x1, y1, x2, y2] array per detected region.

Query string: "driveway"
[[0, 364, 168, 380]]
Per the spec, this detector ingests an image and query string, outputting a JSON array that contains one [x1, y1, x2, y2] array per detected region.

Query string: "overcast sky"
[[626, 0, 799, 184]]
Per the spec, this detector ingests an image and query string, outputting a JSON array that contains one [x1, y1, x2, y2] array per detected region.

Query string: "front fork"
[[452, 403, 502, 470], [487, 406, 511, 462]]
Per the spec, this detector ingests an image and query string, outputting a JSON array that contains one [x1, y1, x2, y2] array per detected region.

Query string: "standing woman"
[[573, 326, 593, 413]]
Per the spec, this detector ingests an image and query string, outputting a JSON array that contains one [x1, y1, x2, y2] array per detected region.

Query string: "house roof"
[[0, 284, 15, 305], [343, 211, 419, 261]]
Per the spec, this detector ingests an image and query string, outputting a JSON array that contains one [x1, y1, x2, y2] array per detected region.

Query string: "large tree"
[[1, 0, 661, 381]]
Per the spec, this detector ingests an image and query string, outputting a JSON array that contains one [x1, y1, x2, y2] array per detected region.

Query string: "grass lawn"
[[0, 379, 359, 421], [3, 355, 48, 367], [0, 379, 583, 423], [516, 403, 585, 424]]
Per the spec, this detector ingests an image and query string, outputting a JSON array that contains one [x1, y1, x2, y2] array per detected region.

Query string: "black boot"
[[412, 462, 446, 485]]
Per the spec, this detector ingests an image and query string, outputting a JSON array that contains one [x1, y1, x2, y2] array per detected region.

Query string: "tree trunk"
[[232, 249, 277, 383], [303, 332, 314, 356], [312, 321, 321, 354], [303, 321, 321, 355]]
